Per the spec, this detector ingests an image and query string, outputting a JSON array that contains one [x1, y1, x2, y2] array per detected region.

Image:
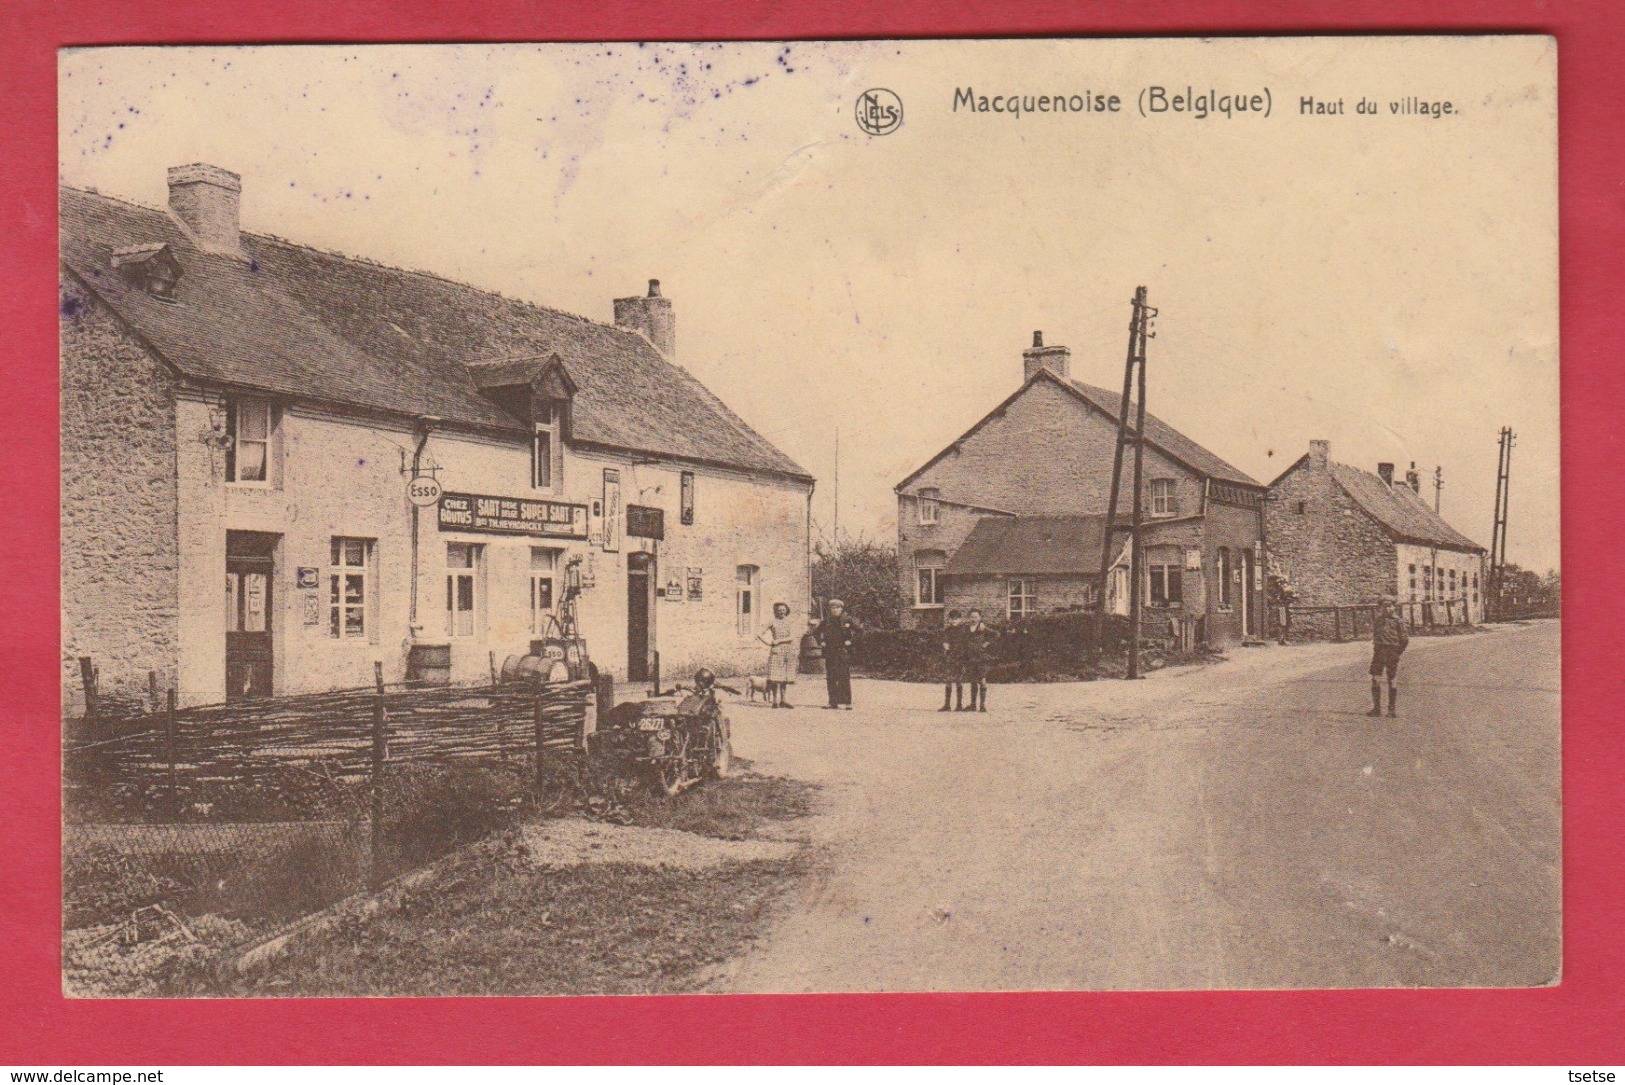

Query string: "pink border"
[[3, 0, 1621, 1064]]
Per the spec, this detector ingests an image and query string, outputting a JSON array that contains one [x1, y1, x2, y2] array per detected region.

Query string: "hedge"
[[855, 611, 1133, 682]]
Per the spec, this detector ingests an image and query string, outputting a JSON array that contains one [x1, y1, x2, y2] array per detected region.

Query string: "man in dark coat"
[[1369, 594, 1410, 718], [818, 598, 860, 710]]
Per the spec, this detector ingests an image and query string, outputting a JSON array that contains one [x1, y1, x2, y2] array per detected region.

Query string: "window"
[[1422, 565, 1434, 597], [1148, 562, 1183, 607], [1217, 548, 1233, 609], [918, 488, 940, 525], [1449, 568, 1458, 598], [446, 543, 482, 638], [328, 537, 372, 640], [530, 547, 561, 635], [1149, 478, 1176, 518], [680, 471, 695, 526], [736, 565, 758, 636], [1008, 577, 1036, 620], [532, 405, 561, 491], [1409, 564, 1418, 600], [915, 551, 945, 606], [1293, 500, 1307, 515], [226, 398, 274, 484]]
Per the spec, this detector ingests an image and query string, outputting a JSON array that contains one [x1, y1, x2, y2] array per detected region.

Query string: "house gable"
[[1264, 454, 1397, 608], [897, 374, 1208, 520]]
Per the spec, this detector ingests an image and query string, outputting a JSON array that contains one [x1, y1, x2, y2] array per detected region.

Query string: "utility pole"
[[1488, 427, 1515, 620], [1094, 286, 1155, 678], [1433, 466, 1443, 514], [832, 427, 840, 546]]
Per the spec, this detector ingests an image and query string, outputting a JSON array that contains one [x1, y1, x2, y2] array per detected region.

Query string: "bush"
[[379, 762, 529, 873], [857, 611, 1131, 682]]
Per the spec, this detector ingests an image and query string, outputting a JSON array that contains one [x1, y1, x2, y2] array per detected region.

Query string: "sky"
[[59, 38, 1560, 572]]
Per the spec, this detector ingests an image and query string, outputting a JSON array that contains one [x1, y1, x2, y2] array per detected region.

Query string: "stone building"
[[61, 165, 813, 710], [1265, 440, 1487, 635], [895, 332, 1267, 646]]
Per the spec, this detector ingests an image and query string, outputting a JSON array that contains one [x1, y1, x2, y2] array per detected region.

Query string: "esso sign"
[[406, 476, 444, 507]]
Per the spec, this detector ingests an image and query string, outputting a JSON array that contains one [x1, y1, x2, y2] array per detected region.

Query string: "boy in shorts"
[[1368, 595, 1409, 718]]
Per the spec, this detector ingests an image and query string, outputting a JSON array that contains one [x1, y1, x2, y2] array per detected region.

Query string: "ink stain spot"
[[60, 295, 84, 320]]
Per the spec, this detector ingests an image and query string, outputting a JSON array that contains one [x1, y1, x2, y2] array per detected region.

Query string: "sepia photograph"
[[56, 36, 1559, 998]]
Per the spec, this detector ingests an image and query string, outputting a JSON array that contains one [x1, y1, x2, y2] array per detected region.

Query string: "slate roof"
[[1328, 462, 1485, 552], [896, 368, 1261, 493], [59, 186, 811, 482], [944, 515, 1110, 577], [1064, 378, 1260, 487]]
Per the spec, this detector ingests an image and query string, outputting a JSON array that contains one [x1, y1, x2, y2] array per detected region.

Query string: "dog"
[[744, 675, 771, 702]]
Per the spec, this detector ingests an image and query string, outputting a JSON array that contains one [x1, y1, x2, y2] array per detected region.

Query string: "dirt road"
[[716, 621, 1560, 992]]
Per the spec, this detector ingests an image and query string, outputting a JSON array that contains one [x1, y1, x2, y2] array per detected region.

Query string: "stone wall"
[[896, 494, 1012, 628], [944, 574, 1098, 623], [1265, 449, 1399, 640], [60, 275, 180, 715]]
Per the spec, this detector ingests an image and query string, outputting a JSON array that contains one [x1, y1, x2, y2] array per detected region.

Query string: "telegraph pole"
[[1488, 427, 1515, 620], [1094, 287, 1155, 678], [832, 427, 840, 546], [1433, 466, 1443, 514]]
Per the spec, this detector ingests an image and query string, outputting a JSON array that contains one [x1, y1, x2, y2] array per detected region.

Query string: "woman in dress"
[[758, 601, 798, 709]]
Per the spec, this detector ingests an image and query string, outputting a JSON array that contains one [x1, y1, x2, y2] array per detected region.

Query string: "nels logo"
[[855, 88, 903, 136]]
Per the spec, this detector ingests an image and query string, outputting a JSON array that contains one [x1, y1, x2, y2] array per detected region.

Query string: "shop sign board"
[[627, 504, 665, 541], [438, 492, 589, 539]]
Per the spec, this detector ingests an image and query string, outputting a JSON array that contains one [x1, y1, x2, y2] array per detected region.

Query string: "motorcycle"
[[589, 667, 735, 796]]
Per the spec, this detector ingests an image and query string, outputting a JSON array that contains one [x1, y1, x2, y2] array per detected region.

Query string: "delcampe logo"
[[855, 88, 903, 135]]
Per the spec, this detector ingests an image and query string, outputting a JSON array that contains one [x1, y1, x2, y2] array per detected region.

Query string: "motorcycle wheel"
[[651, 731, 689, 797]]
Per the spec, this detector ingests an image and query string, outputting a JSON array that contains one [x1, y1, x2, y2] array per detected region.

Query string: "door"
[[1240, 548, 1257, 639], [225, 531, 277, 700], [627, 552, 653, 682]]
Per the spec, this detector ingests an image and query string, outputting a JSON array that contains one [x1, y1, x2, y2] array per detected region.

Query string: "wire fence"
[[62, 671, 596, 996]]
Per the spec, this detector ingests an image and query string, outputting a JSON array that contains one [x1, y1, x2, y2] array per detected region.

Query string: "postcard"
[[58, 36, 1558, 996]]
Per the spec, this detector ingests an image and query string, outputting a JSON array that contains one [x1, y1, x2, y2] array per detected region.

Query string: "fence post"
[[370, 661, 386, 887], [166, 688, 179, 817], [148, 670, 161, 715], [534, 686, 547, 795], [1333, 607, 1342, 643]]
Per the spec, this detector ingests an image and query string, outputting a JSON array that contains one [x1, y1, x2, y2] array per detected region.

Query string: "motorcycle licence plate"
[[637, 718, 666, 731]]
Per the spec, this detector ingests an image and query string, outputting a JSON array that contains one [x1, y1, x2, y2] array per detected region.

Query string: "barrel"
[[798, 630, 825, 675], [407, 642, 452, 686]]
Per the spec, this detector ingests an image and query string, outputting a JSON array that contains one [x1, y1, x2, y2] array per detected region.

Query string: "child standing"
[[960, 608, 998, 712], [939, 609, 965, 711], [758, 601, 798, 709]]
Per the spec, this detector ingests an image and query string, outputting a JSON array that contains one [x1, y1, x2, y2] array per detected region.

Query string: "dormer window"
[[111, 243, 183, 303], [532, 404, 561, 491]]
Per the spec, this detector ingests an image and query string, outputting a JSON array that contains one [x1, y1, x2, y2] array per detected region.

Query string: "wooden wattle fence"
[[63, 677, 594, 823]]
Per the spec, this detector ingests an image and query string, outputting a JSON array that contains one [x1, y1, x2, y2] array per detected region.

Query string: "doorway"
[[627, 552, 654, 682], [1240, 548, 1257, 639], [225, 531, 278, 700]]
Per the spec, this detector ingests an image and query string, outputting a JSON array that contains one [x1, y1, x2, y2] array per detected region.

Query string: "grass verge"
[[219, 771, 819, 997]]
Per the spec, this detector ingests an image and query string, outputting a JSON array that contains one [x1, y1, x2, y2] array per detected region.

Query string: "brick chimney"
[[1308, 439, 1330, 468], [1022, 330, 1071, 382], [1377, 462, 1395, 486], [614, 279, 676, 357], [167, 163, 242, 257], [1405, 462, 1421, 493]]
